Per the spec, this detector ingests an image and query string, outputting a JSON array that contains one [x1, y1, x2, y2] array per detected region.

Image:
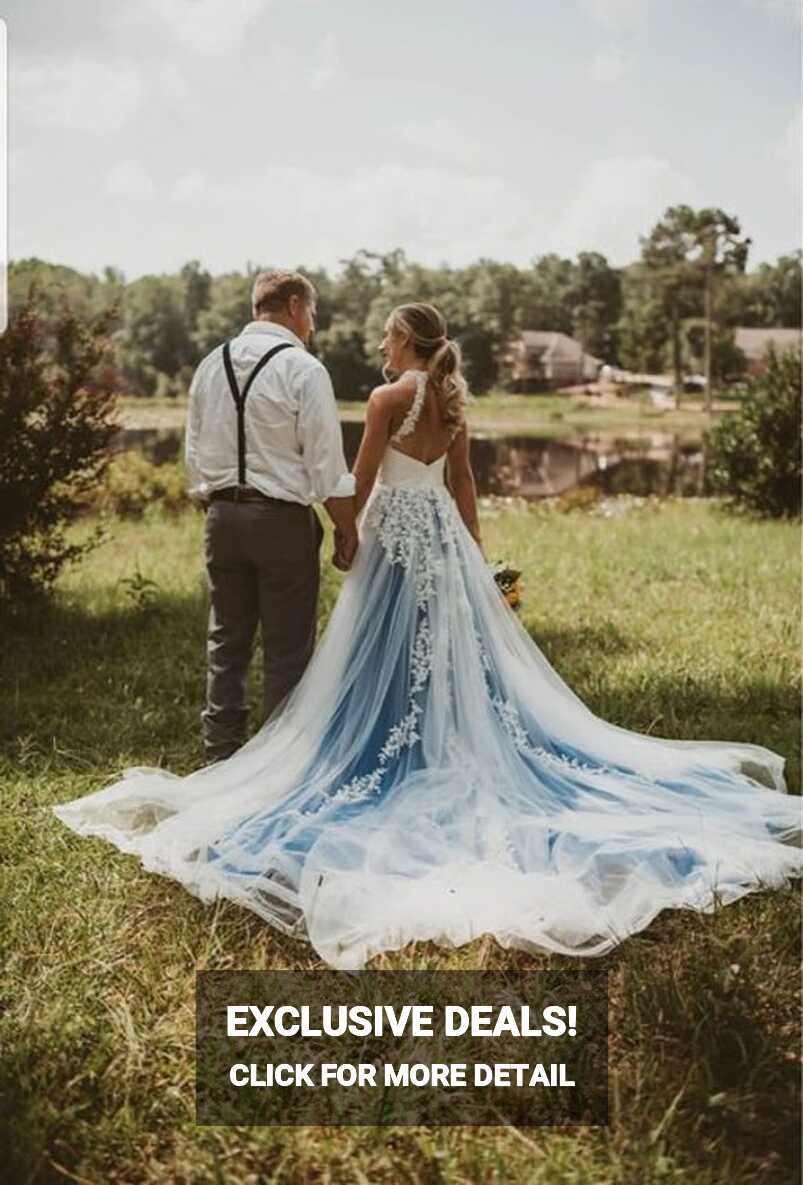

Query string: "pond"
[[116, 423, 707, 500]]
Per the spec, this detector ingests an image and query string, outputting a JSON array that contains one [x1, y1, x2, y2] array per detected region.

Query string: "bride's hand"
[[333, 526, 358, 571]]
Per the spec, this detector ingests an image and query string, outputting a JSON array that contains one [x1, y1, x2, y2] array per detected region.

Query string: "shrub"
[[0, 301, 117, 603], [707, 347, 801, 518], [91, 452, 190, 518]]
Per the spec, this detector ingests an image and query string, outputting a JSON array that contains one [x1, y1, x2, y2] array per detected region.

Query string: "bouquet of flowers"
[[491, 559, 524, 611]]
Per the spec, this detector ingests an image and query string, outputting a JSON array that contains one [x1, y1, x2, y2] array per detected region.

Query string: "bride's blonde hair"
[[386, 303, 468, 431]]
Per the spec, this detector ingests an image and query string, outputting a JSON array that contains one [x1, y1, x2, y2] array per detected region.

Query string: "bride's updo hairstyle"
[[387, 302, 468, 431]]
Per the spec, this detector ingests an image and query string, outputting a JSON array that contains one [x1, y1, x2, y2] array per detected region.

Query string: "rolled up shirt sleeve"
[[297, 363, 356, 502]]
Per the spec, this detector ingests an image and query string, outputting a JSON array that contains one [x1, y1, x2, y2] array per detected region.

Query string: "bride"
[[53, 302, 802, 969]]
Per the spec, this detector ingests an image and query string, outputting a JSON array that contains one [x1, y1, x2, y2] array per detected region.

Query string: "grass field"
[[1, 499, 800, 1185], [118, 389, 740, 438]]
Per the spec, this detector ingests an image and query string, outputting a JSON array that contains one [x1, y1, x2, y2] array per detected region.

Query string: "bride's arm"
[[353, 389, 393, 517], [446, 424, 484, 556]]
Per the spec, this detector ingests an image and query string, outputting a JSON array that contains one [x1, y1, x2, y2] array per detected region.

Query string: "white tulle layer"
[[53, 458, 802, 969]]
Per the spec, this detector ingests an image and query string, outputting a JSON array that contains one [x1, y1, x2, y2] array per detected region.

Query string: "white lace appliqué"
[[491, 695, 611, 779], [366, 486, 459, 606], [391, 371, 427, 441], [305, 611, 434, 815]]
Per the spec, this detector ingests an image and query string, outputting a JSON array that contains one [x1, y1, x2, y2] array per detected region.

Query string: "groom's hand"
[[333, 526, 358, 571]]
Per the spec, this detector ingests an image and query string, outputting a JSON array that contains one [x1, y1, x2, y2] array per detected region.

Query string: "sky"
[[6, 0, 801, 279]]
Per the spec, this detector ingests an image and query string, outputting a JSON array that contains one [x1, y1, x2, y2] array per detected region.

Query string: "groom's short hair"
[[252, 270, 316, 316]]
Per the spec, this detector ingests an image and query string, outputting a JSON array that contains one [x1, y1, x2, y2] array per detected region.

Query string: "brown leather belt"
[[209, 486, 287, 505]]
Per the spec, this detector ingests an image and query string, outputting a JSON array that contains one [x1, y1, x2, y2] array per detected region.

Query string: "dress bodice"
[[377, 369, 448, 491], [377, 446, 448, 490]]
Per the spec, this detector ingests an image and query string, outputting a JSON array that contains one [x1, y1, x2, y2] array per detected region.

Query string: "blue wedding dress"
[[53, 372, 802, 969]]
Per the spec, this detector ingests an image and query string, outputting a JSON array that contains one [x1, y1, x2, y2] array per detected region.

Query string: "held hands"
[[333, 526, 359, 572]]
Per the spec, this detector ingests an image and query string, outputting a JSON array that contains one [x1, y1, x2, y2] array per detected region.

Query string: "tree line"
[[9, 205, 801, 400]]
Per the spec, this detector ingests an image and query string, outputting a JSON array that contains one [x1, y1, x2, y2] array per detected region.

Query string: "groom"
[[185, 269, 358, 762]]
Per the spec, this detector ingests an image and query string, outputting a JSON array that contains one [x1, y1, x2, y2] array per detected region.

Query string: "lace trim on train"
[[317, 482, 608, 821], [307, 484, 463, 814], [491, 697, 609, 777], [469, 620, 612, 780], [303, 610, 435, 814], [297, 486, 460, 815]]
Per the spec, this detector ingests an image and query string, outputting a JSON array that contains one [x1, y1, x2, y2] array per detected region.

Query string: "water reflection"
[[115, 423, 705, 500], [341, 424, 705, 498]]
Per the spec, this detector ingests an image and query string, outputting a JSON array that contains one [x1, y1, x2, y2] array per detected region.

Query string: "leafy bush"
[[90, 452, 190, 518], [707, 347, 801, 518], [0, 301, 117, 603]]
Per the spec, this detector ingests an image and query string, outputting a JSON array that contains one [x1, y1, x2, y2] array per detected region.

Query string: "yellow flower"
[[504, 578, 524, 610]]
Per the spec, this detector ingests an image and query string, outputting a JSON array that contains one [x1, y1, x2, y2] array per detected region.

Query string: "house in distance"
[[499, 330, 602, 392], [732, 328, 801, 376]]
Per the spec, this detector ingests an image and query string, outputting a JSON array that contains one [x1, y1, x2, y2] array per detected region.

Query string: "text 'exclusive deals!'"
[[196, 971, 608, 1127]]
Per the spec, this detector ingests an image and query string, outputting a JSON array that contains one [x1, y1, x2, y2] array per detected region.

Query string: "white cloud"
[[588, 45, 626, 84], [106, 160, 156, 200], [121, 0, 272, 56], [318, 164, 533, 265], [770, 106, 802, 186], [309, 32, 339, 92], [393, 118, 486, 169], [580, 0, 650, 30], [156, 64, 194, 112], [550, 154, 697, 263], [126, 161, 536, 271], [171, 170, 207, 202], [15, 58, 143, 133]]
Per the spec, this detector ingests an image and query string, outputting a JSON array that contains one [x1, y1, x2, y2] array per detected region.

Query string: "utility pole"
[[703, 261, 713, 415]]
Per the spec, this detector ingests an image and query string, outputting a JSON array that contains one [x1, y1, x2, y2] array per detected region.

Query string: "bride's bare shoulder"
[[367, 372, 418, 415]]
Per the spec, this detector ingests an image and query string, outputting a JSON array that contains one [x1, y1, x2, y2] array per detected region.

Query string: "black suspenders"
[[221, 340, 295, 486]]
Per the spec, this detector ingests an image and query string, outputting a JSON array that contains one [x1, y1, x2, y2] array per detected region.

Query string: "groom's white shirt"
[[185, 321, 355, 504]]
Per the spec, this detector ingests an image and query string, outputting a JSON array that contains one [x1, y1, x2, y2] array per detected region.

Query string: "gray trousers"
[[202, 497, 324, 760]]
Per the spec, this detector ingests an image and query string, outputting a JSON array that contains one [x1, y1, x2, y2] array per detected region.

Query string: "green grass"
[[1, 500, 800, 1184], [118, 389, 740, 438], [349, 391, 739, 437]]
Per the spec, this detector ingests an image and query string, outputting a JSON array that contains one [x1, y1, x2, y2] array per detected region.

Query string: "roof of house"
[[516, 330, 601, 365], [734, 327, 801, 360]]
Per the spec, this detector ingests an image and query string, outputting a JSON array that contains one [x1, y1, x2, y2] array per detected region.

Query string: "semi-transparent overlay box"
[[196, 969, 609, 1127]]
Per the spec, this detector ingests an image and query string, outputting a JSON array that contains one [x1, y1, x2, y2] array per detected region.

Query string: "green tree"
[[363, 257, 489, 389], [683, 319, 746, 384], [640, 208, 703, 402], [463, 261, 526, 390], [640, 206, 749, 407], [311, 252, 389, 396], [569, 251, 621, 360], [314, 318, 379, 399], [192, 271, 255, 358], [9, 259, 122, 356], [718, 251, 802, 329], [9, 259, 98, 323], [0, 301, 117, 603], [691, 208, 750, 409], [617, 266, 669, 373], [518, 255, 575, 335], [120, 274, 196, 394], [179, 260, 212, 337], [752, 251, 802, 326], [708, 347, 801, 517]]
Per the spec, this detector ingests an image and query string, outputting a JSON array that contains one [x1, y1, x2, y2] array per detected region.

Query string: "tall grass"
[[1, 498, 799, 1185]]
